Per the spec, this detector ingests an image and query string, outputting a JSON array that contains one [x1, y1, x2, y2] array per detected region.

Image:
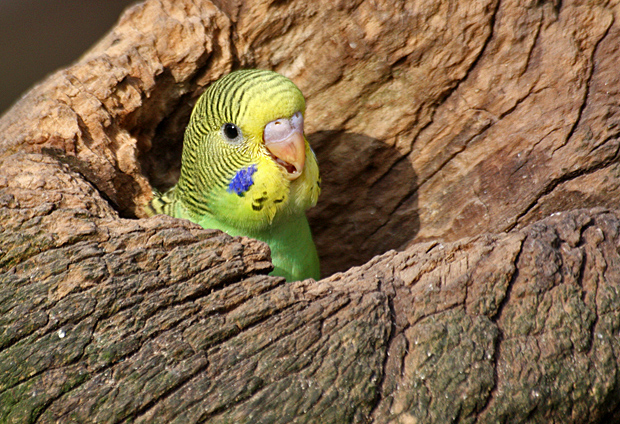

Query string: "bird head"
[[175, 69, 320, 231]]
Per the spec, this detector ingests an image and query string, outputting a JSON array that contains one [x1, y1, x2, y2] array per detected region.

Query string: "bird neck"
[[184, 199, 307, 244]]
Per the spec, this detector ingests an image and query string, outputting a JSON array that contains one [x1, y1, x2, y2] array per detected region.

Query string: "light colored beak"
[[263, 112, 306, 181]]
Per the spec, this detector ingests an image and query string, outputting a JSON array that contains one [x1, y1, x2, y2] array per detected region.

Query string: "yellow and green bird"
[[148, 69, 321, 281]]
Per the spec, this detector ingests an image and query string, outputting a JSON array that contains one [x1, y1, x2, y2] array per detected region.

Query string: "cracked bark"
[[3, 0, 620, 423]]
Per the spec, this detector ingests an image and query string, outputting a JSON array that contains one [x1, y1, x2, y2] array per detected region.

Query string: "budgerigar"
[[147, 69, 321, 281]]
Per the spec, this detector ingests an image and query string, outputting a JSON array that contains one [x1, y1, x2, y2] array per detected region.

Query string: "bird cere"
[[148, 69, 321, 282]]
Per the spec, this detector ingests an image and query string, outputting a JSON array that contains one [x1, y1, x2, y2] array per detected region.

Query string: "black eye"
[[222, 123, 240, 140]]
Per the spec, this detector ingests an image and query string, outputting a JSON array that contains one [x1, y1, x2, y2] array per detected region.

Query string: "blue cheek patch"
[[228, 164, 258, 196]]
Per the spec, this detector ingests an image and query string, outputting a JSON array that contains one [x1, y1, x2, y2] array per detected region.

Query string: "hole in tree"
[[139, 109, 420, 279]]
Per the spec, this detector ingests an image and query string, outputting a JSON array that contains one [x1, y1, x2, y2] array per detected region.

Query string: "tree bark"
[[2, 0, 620, 422]]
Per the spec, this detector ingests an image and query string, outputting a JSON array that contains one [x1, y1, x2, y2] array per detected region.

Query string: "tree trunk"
[[2, 0, 620, 422]]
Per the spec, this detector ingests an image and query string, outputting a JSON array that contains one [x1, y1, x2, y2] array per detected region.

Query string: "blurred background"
[[0, 0, 136, 115]]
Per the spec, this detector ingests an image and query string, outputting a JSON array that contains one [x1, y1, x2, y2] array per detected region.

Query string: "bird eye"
[[222, 123, 241, 141]]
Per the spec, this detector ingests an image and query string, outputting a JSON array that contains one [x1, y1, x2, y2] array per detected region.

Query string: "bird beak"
[[263, 112, 306, 181]]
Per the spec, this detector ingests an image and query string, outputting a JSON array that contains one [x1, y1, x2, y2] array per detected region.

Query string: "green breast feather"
[[147, 69, 321, 282]]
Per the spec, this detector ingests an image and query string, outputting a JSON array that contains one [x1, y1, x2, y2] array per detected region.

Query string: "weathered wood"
[[2, 0, 620, 422], [3, 153, 620, 422]]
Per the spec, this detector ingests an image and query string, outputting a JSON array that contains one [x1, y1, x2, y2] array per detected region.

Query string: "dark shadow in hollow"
[[138, 92, 197, 195], [307, 131, 419, 278]]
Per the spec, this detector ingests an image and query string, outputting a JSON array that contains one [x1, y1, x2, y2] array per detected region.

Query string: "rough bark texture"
[[2, 0, 620, 423]]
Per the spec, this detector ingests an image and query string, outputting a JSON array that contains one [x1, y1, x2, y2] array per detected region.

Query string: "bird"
[[147, 69, 321, 281]]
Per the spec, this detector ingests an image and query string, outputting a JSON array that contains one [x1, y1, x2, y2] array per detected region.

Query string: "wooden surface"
[[2, 0, 620, 422]]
